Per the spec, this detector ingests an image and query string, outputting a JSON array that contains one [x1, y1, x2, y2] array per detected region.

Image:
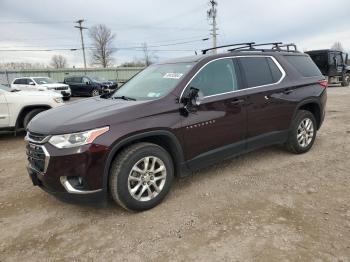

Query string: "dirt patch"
[[1, 87, 350, 261]]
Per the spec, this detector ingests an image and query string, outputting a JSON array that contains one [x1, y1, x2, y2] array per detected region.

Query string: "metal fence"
[[0, 67, 144, 86]]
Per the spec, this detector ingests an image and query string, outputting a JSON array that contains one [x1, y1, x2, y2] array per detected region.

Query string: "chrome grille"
[[26, 143, 46, 173], [25, 132, 50, 144], [54, 86, 68, 91]]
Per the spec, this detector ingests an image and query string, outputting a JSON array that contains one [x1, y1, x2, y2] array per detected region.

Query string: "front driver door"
[[0, 91, 9, 127], [181, 58, 247, 170]]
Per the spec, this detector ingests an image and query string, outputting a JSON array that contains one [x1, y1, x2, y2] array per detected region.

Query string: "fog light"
[[67, 176, 84, 189]]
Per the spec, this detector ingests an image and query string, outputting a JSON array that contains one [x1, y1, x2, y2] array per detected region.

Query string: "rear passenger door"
[[237, 56, 294, 150]]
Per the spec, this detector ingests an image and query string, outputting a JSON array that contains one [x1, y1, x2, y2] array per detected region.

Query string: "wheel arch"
[[15, 105, 51, 129], [103, 130, 189, 189], [293, 99, 322, 129]]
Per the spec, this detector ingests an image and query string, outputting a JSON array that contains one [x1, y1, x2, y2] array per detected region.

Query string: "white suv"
[[0, 84, 64, 131], [11, 77, 71, 101]]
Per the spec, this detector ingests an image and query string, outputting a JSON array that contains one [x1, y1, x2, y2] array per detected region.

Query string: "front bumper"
[[27, 166, 107, 205], [26, 138, 109, 204]]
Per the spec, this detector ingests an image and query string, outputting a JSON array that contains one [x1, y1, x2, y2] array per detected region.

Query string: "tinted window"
[[240, 57, 280, 88], [13, 79, 21, 84], [189, 58, 238, 97], [267, 58, 283, 82], [284, 55, 322, 77]]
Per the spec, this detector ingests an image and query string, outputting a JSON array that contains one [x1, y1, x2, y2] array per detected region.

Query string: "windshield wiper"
[[113, 96, 136, 101]]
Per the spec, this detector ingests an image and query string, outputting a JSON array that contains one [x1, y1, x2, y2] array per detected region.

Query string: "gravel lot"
[[1, 87, 350, 262]]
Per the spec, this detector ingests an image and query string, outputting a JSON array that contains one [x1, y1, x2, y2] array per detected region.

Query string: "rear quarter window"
[[284, 55, 322, 77]]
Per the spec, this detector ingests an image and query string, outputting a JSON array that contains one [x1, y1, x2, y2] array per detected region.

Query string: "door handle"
[[230, 98, 245, 105], [283, 88, 294, 95]]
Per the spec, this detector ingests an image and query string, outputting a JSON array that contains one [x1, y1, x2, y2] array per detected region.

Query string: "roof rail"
[[228, 42, 300, 53], [272, 43, 298, 52], [201, 42, 255, 54]]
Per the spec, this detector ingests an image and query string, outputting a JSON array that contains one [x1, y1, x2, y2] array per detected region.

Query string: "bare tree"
[[50, 55, 67, 69], [89, 24, 115, 68], [141, 42, 157, 66], [331, 41, 344, 52]]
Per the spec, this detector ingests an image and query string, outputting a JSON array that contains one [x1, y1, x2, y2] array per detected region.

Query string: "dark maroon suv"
[[26, 43, 327, 211]]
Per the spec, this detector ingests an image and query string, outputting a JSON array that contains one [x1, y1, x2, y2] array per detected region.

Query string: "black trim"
[[186, 130, 288, 172], [292, 98, 322, 129], [103, 130, 189, 188]]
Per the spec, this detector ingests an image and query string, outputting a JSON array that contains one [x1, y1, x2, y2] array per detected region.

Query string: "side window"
[[267, 58, 283, 82], [239, 57, 279, 88], [284, 55, 322, 77], [73, 77, 82, 83], [82, 77, 90, 84], [13, 79, 21, 84], [189, 58, 237, 97]]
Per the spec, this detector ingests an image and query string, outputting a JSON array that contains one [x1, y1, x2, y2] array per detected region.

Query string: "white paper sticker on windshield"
[[163, 73, 183, 79]]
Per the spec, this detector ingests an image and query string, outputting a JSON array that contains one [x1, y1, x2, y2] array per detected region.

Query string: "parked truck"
[[306, 49, 350, 86]]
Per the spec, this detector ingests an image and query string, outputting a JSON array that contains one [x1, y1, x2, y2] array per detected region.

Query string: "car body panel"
[[11, 77, 71, 98], [0, 88, 63, 128], [25, 50, 327, 203]]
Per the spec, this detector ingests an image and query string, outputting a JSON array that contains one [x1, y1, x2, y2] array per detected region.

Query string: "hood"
[[14, 90, 61, 97], [27, 97, 149, 135], [41, 83, 69, 88]]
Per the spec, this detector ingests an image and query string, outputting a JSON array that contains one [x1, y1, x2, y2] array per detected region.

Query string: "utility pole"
[[75, 19, 88, 69], [207, 0, 218, 54]]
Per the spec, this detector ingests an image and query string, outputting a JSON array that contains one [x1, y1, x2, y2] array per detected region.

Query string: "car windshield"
[[112, 62, 194, 100], [0, 84, 11, 92], [33, 77, 56, 85]]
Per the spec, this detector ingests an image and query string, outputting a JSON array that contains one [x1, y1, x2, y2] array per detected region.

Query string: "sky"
[[0, 0, 349, 68]]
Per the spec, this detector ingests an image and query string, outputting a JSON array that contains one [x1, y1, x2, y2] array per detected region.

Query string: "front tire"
[[91, 89, 100, 97], [341, 73, 350, 87], [23, 109, 46, 129], [109, 142, 174, 211], [286, 110, 317, 154]]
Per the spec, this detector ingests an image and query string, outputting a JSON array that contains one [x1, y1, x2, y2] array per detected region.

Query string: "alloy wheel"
[[128, 156, 167, 202], [92, 89, 99, 96], [297, 118, 314, 148]]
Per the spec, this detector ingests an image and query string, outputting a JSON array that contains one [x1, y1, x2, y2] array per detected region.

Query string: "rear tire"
[[109, 142, 174, 211], [341, 73, 350, 87], [63, 96, 71, 101], [286, 110, 317, 154], [23, 109, 46, 130]]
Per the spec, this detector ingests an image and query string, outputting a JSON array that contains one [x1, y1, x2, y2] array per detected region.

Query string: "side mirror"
[[85, 81, 90, 85], [29, 82, 35, 85], [181, 87, 203, 114]]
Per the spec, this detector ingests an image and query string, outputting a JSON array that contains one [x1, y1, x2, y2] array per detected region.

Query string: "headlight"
[[48, 126, 109, 149], [53, 97, 63, 103]]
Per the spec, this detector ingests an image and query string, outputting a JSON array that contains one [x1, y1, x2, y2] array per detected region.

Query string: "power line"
[[0, 20, 73, 24], [0, 48, 78, 52]]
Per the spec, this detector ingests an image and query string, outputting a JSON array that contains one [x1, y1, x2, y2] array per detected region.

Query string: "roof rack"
[[272, 43, 298, 52], [229, 42, 300, 53], [201, 42, 255, 54]]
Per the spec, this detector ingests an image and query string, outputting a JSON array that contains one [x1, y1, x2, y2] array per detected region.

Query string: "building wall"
[[0, 67, 144, 86]]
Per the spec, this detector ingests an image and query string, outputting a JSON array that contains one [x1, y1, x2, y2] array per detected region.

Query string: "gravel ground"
[[0, 87, 350, 262]]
